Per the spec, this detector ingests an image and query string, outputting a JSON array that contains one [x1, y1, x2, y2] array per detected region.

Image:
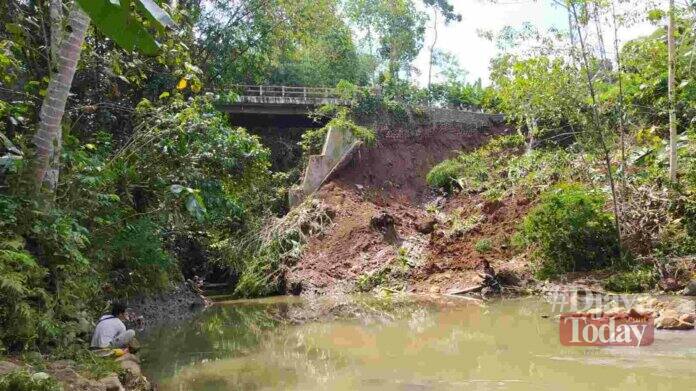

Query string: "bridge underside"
[[222, 108, 325, 129], [217, 102, 321, 116]]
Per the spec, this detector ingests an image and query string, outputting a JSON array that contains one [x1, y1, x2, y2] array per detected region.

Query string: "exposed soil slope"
[[286, 122, 528, 295]]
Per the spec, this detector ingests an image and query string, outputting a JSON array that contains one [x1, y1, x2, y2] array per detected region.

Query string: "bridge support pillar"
[[289, 126, 359, 207]]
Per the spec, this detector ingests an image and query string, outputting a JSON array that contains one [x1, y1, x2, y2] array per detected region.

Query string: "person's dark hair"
[[111, 301, 127, 317]]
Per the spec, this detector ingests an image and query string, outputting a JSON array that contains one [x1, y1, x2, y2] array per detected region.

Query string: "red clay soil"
[[286, 181, 431, 295], [286, 124, 530, 295], [333, 124, 510, 203], [410, 194, 535, 293]]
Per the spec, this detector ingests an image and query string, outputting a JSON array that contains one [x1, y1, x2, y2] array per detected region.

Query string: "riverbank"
[[0, 281, 209, 391], [0, 354, 148, 391]]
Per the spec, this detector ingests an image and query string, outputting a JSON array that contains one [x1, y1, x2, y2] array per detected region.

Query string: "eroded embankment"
[[286, 117, 525, 295]]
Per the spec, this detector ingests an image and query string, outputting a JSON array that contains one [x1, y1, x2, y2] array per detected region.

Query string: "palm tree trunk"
[[49, 0, 63, 66], [33, 4, 90, 192]]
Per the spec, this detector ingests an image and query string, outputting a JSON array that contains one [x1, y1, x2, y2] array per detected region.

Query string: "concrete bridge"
[[216, 85, 349, 116], [214, 84, 504, 208]]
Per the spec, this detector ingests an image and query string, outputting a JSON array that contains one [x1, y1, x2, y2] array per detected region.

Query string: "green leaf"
[[76, 0, 160, 55], [185, 194, 206, 222], [170, 184, 186, 194], [137, 0, 176, 31]]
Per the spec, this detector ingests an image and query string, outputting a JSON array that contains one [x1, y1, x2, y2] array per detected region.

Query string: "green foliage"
[[77, 0, 175, 55], [345, 0, 426, 79], [489, 55, 586, 147], [312, 106, 376, 146], [197, 0, 372, 87], [228, 200, 334, 298], [615, 16, 695, 132], [474, 238, 493, 253], [603, 267, 658, 293], [427, 153, 489, 192], [426, 134, 526, 193], [520, 183, 620, 279], [0, 370, 61, 391], [355, 268, 390, 292], [0, 237, 51, 351], [108, 218, 173, 293], [299, 127, 328, 162]]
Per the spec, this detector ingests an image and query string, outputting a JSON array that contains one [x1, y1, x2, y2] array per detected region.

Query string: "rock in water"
[[655, 309, 695, 330], [682, 280, 696, 296]]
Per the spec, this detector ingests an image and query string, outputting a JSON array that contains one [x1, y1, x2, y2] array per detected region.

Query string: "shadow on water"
[[141, 295, 696, 391]]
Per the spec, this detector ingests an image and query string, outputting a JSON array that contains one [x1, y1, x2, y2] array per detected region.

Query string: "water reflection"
[[141, 295, 696, 391]]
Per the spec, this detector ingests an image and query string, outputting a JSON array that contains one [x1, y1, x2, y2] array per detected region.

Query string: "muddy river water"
[[140, 295, 696, 390]]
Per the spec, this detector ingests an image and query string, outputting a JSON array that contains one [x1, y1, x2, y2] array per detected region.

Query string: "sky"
[[412, 0, 659, 86]]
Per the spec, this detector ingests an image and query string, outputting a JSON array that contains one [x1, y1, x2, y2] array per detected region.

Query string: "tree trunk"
[[567, 7, 576, 63], [611, 0, 627, 198], [427, 9, 438, 91], [668, 0, 678, 182], [570, 3, 623, 258], [524, 114, 538, 153], [49, 0, 63, 66], [592, 3, 608, 66], [33, 4, 90, 192]]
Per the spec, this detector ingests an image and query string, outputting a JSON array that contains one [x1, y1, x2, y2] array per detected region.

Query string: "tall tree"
[[425, 0, 461, 89], [668, 0, 678, 181], [33, 4, 90, 192], [32, 0, 174, 193], [427, 9, 438, 89], [611, 0, 628, 195], [569, 1, 623, 254]]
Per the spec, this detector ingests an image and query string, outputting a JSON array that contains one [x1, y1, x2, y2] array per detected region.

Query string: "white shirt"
[[91, 315, 126, 348]]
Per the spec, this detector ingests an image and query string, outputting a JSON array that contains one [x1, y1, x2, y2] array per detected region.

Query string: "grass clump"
[[520, 183, 620, 279], [474, 238, 493, 253], [0, 370, 61, 391], [603, 267, 658, 293]]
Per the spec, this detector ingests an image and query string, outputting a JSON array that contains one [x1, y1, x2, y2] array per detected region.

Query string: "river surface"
[[140, 295, 696, 391]]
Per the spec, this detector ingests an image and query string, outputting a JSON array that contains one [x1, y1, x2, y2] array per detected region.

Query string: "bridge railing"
[[228, 84, 341, 99]]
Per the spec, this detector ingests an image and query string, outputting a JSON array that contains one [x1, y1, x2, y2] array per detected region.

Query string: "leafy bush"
[[0, 238, 52, 351], [426, 153, 489, 192], [474, 238, 493, 253], [426, 134, 528, 194], [520, 183, 620, 279], [603, 267, 657, 293], [0, 370, 60, 391], [355, 268, 390, 292]]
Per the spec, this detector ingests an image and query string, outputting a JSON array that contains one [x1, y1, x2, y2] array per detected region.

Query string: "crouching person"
[[91, 301, 136, 349]]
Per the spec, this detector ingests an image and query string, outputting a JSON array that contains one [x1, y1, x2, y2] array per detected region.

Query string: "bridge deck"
[[216, 85, 350, 115]]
